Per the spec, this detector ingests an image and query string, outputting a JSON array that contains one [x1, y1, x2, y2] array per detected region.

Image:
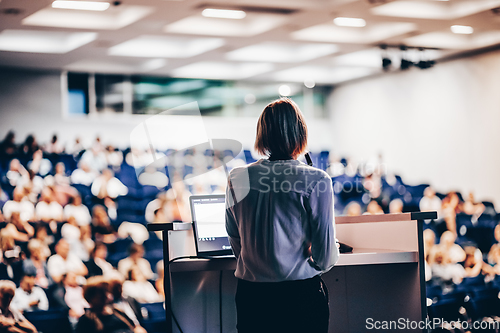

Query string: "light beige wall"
[[329, 49, 500, 206]]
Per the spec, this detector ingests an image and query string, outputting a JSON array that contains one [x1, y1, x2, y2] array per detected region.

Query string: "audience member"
[[117, 244, 153, 281], [344, 202, 362, 217], [0, 280, 37, 333], [122, 266, 162, 304], [389, 199, 403, 214], [63, 195, 91, 226], [2, 187, 34, 223], [91, 206, 116, 244], [35, 188, 63, 223], [108, 276, 144, 329], [91, 169, 128, 201], [76, 276, 141, 333], [47, 239, 88, 284], [70, 161, 98, 186], [85, 242, 115, 278], [419, 187, 442, 218], [23, 239, 52, 289], [11, 274, 49, 312]]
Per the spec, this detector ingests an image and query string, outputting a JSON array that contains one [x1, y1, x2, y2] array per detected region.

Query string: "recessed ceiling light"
[[226, 42, 338, 63], [451, 25, 473, 34], [334, 17, 366, 28], [304, 79, 315, 89], [109, 36, 224, 58], [52, 1, 110, 11], [0, 29, 97, 53], [202, 8, 246, 19], [171, 61, 273, 80]]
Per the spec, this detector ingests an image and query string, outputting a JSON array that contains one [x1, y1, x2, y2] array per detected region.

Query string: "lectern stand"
[[148, 211, 436, 333]]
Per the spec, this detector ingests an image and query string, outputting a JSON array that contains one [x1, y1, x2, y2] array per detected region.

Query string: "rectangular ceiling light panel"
[[273, 65, 378, 84], [23, 5, 153, 30], [0, 29, 97, 53], [226, 42, 338, 62], [109, 36, 224, 58], [165, 14, 286, 37], [371, 0, 500, 20], [292, 22, 416, 44], [171, 61, 274, 80]]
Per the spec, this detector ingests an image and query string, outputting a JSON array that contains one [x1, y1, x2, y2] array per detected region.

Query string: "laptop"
[[189, 194, 234, 257]]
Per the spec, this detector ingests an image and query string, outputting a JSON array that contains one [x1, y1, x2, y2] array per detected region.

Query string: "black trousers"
[[235, 276, 329, 333]]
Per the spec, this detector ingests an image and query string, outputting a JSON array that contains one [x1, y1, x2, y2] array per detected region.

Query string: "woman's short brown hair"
[[254, 98, 308, 158]]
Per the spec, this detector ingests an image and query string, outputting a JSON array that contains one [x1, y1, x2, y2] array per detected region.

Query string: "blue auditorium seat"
[[243, 150, 256, 163], [24, 309, 72, 333], [427, 298, 467, 322], [140, 302, 167, 333]]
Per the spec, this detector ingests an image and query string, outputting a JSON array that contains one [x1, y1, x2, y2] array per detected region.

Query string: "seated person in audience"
[[0, 280, 37, 333], [0, 132, 17, 160], [63, 195, 91, 226], [122, 267, 162, 304], [423, 229, 436, 281], [461, 192, 485, 221], [23, 239, 52, 289], [431, 246, 465, 284], [363, 200, 384, 215], [70, 161, 98, 187], [76, 276, 144, 333], [2, 187, 35, 223], [462, 246, 495, 280], [79, 146, 107, 173], [44, 134, 63, 155], [389, 198, 404, 214], [487, 243, 500, 275], [63, 272, 89, 325], [0, 231, 24, 286], [33, 225, 53, 258], [47, 239, 88, 284], [439, 231, 466, 264], [85, 242, 115, 278], [441, 192, 460, 235], [363, 173, 382, 199], [9, 212, 34, 241], [61, 216, 90, 262], [118, 244, 154, 281], [35, 188, 63, 223], [419, 187, 442, 218], [23, 171, 43, 205], [104, 145, 123, 170], [155, 261, 164, 298], [11, 273, 49, 312], [80, 224, 95, 258], [53, 162, 70, 187], [91, 205, 116, 244], [108, 276, 144, 329], [91, 169, 128, 201], [344, 202, 362, 217], [4, 159, 29, 188], [27, 150, 52, 177]]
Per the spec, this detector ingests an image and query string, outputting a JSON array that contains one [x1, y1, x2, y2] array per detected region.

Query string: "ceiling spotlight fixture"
[[380, 44, 392, 71], [399, 45, 413, 70], [304, 79, 315, 89], [52, 1, 110, 11], [416, 48, 435, 70], [279, 84, 291, 96], [333, 17, 366, 28], [450, 25, 473, 34], [202, 8, 246, 19]]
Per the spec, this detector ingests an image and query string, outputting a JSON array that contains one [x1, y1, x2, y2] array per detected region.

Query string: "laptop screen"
[[190, 194, 233, 256]]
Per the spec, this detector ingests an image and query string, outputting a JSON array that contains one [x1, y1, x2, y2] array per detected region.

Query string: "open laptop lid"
[[189, 194, 233, 257]]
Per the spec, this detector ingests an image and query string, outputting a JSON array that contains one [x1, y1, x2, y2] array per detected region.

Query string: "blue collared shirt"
[[225, 159, 339, 282]]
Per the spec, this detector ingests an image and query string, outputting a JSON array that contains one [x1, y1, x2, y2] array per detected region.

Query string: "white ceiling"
[[1, 0, 500, 84]]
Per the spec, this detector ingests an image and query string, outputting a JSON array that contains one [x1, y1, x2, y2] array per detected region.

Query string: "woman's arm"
[[306, 175, 339, 272]]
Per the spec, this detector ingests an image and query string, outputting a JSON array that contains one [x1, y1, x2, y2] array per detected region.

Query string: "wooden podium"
[[148, 211, 436, 333]]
